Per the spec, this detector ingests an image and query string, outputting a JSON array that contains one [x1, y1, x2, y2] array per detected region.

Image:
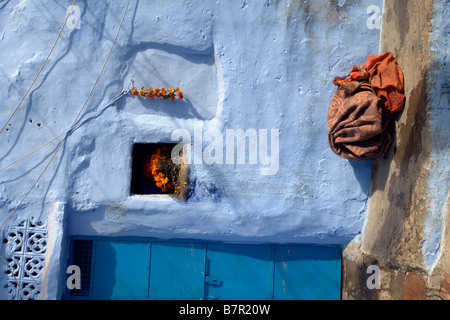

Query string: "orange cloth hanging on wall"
[[333, 52, 405, 114], [327, 52, 404, 161], [327, 83, 393, 161], [363, 52, 405, 114]]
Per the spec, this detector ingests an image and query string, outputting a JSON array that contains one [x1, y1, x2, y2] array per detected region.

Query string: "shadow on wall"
[[348, 103, 404, 196], [348, 160, 372, 196], [121, 95, 206, 120], [118, 43, 218, 120]]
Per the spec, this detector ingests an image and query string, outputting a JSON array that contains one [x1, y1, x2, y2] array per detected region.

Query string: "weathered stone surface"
[[362, 0, 433, 271], [403, 272, 427, 300], [342, 0, 449, 301], [440, 274, 450, 300]]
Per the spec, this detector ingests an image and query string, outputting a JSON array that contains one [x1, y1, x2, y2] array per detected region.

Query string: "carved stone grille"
[[2, 219, 47, 300]]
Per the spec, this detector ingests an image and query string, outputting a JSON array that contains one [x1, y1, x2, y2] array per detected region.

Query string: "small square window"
[[130, 143, 189, 200]]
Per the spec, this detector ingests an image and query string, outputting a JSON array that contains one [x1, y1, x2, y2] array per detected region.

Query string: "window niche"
[[130, 143, 189, 201]]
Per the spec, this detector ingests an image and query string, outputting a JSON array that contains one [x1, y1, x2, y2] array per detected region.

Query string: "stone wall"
[[342, 0, 449, 300]]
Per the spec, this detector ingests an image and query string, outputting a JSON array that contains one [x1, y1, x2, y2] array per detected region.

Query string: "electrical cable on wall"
[[0, 0, 77, 135], [0, 0, 132, 228], [0, 87, 131, 172]]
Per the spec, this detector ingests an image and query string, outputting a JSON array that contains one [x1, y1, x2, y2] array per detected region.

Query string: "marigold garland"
[[143, 147, 186, 194], [131, 86, 183, 100]]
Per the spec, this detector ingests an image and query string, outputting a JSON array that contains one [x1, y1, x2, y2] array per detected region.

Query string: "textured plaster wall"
[[0, 0, 385, 299], [1, 0, 447, 302], [0, 0, 382, 244]]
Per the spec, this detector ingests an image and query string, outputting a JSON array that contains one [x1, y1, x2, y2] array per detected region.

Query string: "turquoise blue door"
[[205, 244, 273, 300], [149, 243, 205, 299], [69, 239, 341, 300], [92, 240, 150, 299], [274, 245, 341, 300]]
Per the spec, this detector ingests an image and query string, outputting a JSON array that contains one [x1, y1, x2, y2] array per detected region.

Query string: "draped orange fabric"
[[333, 52, 405, 114], [327, 84, 393, 161], [362, 52, 405, 114]]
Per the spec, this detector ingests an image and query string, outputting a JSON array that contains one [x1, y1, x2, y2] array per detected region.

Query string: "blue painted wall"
[[0, 0, 391, 299]]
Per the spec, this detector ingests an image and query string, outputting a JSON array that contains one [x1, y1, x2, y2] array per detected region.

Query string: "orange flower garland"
[[131, 86, 183, 100], [143, 147, 171, 192], [143, 147, 187, 195]]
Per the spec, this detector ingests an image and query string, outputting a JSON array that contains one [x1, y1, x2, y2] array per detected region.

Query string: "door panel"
[[274, 245, 341, 300], [149, 243, 206, 300], [205, 244, 273, 300], [72, 238, 341, 300], [92, 241, 150, 299]]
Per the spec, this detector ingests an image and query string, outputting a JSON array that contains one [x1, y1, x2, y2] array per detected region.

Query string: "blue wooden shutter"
[[92, 240, 150, 299], [205, 244, 273, 300], [149, 243, 205, 300], [70, 238, 341, 300], [274, 245, 341, 300]]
